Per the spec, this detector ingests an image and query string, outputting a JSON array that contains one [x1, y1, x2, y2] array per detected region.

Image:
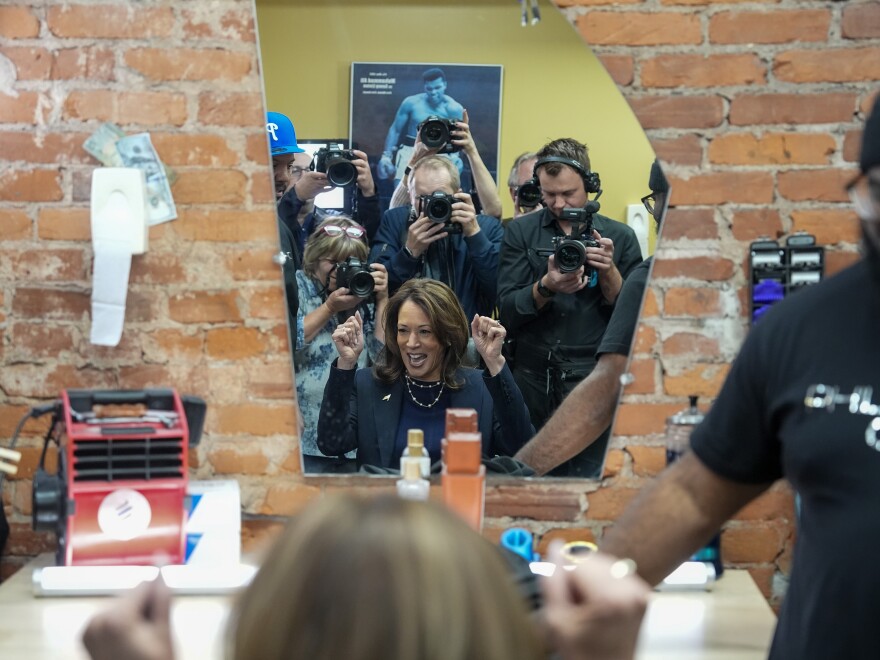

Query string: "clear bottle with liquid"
[[397, 458, 430, 501], [666, 395, 724, 577], [401, 428, 431, 478]]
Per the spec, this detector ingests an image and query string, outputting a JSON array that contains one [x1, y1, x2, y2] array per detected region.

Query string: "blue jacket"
[[317, 360, 535, 469], [368, 206, 503, 319]]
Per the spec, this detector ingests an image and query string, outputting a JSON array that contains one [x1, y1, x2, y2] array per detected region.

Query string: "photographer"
[[497, 138, 642, 478], [506, 151, 543, 222], [295, 216, 388, 467], [370, 155, 502, 320], [388, 109, 503, 219], [268, 111, 382, 255]]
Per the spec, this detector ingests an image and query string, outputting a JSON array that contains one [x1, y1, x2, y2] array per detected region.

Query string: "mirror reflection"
[[256, 0, 658, 478]]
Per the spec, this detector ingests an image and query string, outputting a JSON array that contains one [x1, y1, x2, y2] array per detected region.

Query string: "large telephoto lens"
[[420, 119, 450, 150], [325, 155, 357, 187], [555, 240, 586, 273]]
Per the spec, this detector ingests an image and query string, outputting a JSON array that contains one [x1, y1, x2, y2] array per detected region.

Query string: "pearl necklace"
[[404, 374, 445, 409]]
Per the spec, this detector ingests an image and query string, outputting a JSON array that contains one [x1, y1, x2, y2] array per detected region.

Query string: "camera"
[[538, 208, 598, 274], [418, 191, 463, 234], [312, 146, 358, 187], [515, 182, 542, 210], [335, 256, 375, 298], [418, 116, 460, 154]]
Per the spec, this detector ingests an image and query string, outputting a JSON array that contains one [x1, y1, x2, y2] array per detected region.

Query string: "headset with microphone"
[[516, 156, 602, 215]]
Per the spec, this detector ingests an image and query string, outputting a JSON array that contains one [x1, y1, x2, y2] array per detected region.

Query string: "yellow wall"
[[256, 0, 655, 239]]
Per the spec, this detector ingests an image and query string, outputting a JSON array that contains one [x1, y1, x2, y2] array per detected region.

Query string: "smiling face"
[[272, 152, 313, 201], [396, 300, 443, 381]]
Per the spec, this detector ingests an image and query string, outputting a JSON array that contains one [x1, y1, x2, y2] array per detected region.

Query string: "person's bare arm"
[[599, 452, 771, 585], [454, 110, 502, 218], [514, 353, 627, 475]]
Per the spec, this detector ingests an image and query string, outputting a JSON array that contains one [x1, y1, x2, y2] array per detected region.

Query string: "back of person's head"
[[302, 216, 368, 279], [648, 159, 669, 195], [536, 138, 591, 175], [374, 278, 469, 388], [228, 495, 541, 660]]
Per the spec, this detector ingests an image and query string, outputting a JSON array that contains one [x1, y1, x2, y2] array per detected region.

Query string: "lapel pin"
[[382, 394, 391, 401]]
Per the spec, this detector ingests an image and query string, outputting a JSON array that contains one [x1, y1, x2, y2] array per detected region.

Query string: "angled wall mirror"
[[255, 0, 659, 479]]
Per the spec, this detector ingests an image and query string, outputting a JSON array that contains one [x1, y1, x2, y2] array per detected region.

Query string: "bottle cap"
[[407, 428, 424, 450], [668, 394, 705, 427]]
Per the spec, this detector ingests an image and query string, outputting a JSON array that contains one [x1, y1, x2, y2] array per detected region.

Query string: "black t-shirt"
[[597, 257, 651, 358], [691, 259, 880, 660]]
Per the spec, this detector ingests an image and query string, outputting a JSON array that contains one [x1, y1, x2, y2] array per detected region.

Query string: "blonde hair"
[[301, 215, 368, 281], [408, 155, 461, 195], [227, 495, 542, 660]]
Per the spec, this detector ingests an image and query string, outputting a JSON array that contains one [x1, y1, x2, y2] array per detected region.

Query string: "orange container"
[[445, 408, 478, 434], [441, 465, 486, 531], [442, 432, 482, 474]]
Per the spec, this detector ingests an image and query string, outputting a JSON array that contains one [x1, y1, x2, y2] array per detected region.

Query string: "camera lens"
[[325, 158, 357, 187], [517, 184, 542, 209], [348, 271, 375, 298], [556, 241, 586, 273], [426, 197, 452, 223], [420, 120, 449, 149]]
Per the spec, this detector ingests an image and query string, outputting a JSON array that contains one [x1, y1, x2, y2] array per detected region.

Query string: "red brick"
[[660, 0, 781, 4], [5, 524, 55, 556], [259, 482, 321, 516], [486, 486, 582, 521], [629, 95, 725, 130], [774, 47, 880, 83], [226, 249, 280, 281], [1, 47, 52, 80], [578, 12, 700, 46], [181, 7, 255, 42], [662, 332, 720, 358], [660, 208, 719, 241], [669, 172, 774, 205], [168, 291, 242, 324], [0, 7, 39, 38], [586, 486, 640, 521], [651, 256, 735, 281], [732, 488, 794, 522], [174, 210, 276, 243], [12, 249, 85, 282], [556, 0, 641, 6], [633, 324, 657, 355], [709, 10, 830, 44], [0, 405, 51, 438], [63, 91, 188, 126], [625, 359, 656, 395], [125, 48, 253, 82], [614, 402, 684, 436], [731, 209, 784, 242], [643, 54, 765, 88], [777, 168, 853, 203], [37, 208, 91, 241], [597, 55, 633, 86], [129, 253, 187, 285], [12, 287, 91, 321], [206, 327, 268, 359], [602, 448, 624, 478], [47, 5, 174, 39], [723, 523, 787, 563], [0, 170, 62, 202], [0, 131, 92, 164], [149, 133, 238, 167], [709, 133, 835, 166], [249, 286, 286, 320], [171, 170, 248, 204], [51, 47, 115, 81], [628, 445, 667, 477], [0, 209, 32, 240], [197, 92, 264, 126], [825, 249, 862, 277], [208, 445, 269, 475], [9, 323, 78, 359], [790, 209, 860, 246], [651, 135, 702, 167], [641, 288, 659, 318], [664, 287, 722, 317], [213, 403, 296, 436], [730, 93, 857, 126], [241, 519, 286, 554], [844, 130, 862, 163], [664, 363, 730, 397], [143, 329, 205, 362], [842, 3, 880, 40], [251, 172, 275, 205], [0, 92, 39, 123]]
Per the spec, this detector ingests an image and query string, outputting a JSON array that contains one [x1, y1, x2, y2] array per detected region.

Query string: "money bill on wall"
[[114, 132, 178, 226]]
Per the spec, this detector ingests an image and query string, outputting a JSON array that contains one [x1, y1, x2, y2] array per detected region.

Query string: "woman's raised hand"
[[332, 311, 364, 369], [471, 314, 506, 376]]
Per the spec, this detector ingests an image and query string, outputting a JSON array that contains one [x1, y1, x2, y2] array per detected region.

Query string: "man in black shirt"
[[498, 137, 643, 477], [601, 96, 880, 660], [514, 160, 667, 475]]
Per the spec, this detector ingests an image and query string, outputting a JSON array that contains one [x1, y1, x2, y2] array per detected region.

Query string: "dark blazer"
[[317, 360, 535, 468]]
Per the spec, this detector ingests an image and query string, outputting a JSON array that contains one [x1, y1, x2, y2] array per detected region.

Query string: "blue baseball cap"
[[266, 111, 305, 155]]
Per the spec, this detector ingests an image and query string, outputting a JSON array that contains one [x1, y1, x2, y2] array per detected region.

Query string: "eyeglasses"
[[641, 193, 656, 215], [846, 172, 880, 222], [316, 224, 367, 240], [287, 163, 309, 178]]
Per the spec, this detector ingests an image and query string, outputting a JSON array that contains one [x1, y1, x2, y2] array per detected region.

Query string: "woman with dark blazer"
[[317, 279, 535, 469]]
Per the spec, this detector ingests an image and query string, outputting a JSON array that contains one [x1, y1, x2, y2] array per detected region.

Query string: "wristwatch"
[[536, 279, 555, 298]]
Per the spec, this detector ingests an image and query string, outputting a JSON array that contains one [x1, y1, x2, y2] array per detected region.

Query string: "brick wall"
[[1, 0, 877, 608]]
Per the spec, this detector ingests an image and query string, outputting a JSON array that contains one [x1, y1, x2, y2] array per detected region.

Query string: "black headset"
[[516, 156, 602, 214]]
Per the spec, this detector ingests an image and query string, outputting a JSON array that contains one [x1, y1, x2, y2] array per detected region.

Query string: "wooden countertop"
[[0, 557, 775, 659]]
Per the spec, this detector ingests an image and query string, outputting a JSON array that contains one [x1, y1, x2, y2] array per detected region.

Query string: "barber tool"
[[29, 389, 205, 567], [749, 232, 824, 324], [500, 527, 535, 563]]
